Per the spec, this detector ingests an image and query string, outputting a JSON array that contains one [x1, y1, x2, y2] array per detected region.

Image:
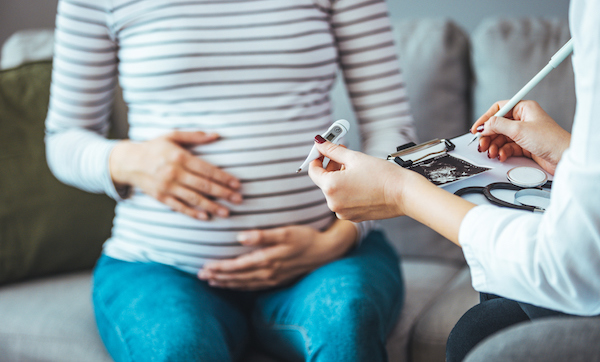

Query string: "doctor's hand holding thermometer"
[[296, 119, 350, 173]]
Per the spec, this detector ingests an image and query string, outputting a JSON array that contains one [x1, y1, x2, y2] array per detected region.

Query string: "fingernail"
[[487, 151, 491, 159], [497, 155, 501, 160], [314, 135, 326, 144], [229, 194, 242, 203], [236, 231, 258, 243], [198, 270, 209, 279], [198, 212, 209, 220], [477, 145, 481, 153], [229, 180, 240, 189], [476, 125, 484, 133], [217, 209, 229, 217]]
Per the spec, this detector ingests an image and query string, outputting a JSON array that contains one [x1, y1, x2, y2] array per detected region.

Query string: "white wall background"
[[0, 0, 570, 48]]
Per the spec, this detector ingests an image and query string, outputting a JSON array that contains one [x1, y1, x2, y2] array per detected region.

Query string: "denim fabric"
[[446, 293, 571, 362], [92, 230, 403, 362]]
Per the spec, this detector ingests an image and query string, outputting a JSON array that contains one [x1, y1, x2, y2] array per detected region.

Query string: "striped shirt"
[[45, 0, 416, 274]]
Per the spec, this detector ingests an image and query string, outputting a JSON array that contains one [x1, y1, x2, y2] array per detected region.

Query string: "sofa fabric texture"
[[0, 61, 115, 285]]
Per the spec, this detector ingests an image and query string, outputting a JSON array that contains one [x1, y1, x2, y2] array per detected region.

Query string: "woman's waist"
[[115, 189, 333, 233]]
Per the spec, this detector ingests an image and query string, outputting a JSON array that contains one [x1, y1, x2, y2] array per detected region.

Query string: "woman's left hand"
[[197, 222, 357, 291]]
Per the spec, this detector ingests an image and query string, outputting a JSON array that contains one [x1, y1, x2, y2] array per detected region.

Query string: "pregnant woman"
[[45, 0, 416, 361]]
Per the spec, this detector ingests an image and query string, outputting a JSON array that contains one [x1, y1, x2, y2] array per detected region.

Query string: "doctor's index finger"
[[472, 100, 511, 132]]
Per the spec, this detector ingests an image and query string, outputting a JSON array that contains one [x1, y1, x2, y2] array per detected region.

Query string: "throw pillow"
[[0, 61, 115, 285]]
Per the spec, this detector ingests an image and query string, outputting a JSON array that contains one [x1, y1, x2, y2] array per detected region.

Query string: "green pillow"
[[0, 61, 116, 285]]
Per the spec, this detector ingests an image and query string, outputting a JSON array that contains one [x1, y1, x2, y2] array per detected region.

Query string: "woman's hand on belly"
[[109, 130, 243, 220], [198, 220, 358, 291]]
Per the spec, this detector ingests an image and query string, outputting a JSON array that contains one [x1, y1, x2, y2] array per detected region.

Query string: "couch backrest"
[[331, 19, 472, 151], [471, 18, 575, 131]]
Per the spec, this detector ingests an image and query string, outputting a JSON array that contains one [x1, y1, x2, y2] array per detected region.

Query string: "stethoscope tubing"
[[454, 181, 552, 212]]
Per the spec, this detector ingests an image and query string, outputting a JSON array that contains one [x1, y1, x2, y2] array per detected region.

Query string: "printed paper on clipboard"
[[387, 139, 491, 187]]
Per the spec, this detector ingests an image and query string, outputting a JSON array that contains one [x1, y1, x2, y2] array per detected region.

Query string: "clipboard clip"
[[387, 139, 456, 168]]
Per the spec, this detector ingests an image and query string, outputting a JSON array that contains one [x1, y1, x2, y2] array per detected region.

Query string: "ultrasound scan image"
[[408, 154, 490, 186]]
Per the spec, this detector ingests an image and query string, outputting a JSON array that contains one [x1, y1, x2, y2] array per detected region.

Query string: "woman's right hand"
[[472, 100, 571, 175], [109, 131, 242, 220]]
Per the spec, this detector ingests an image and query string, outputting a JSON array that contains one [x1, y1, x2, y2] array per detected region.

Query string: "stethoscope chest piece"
[[507, 166, 548, 188], [514, 188, 551, 212], [454, 165, 552, 212]]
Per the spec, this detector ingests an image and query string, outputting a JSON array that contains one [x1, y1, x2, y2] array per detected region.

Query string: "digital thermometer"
[[296, 119, 350, 173]]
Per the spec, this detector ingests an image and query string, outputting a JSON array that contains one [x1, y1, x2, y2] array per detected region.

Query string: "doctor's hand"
[[308, 139, 424, 222], [472, 100, 571, 175], [109, 131, 243, 220], [197, 221, 357, 291]]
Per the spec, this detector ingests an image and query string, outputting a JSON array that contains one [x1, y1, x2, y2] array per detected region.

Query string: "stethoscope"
[[454, 166, 552, 213]]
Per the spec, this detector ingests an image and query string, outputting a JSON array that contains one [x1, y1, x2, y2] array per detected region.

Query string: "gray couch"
[[0, 17, 583, 362]]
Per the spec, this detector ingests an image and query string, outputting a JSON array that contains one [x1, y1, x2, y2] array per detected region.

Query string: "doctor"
[[308, 0, 600, 360]]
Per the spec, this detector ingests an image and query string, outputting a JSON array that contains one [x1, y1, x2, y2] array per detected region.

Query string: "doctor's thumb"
[[484, 116, 520, 140], [313, 135, 351, 164]]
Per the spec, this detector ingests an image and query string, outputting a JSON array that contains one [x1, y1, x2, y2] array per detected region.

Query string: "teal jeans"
[[92, 230, 403, 362]]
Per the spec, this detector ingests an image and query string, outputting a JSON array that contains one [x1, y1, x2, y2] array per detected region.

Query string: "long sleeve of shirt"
[[331, 0, 417, 158], [459, 0, 600, 316], [45, 0, 124, 200]]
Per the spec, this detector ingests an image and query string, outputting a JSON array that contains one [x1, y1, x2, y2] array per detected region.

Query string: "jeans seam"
[[94, 277, 134, 362]]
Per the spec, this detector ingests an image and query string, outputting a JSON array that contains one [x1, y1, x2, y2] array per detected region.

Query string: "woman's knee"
[[310, 281, 395, 341]]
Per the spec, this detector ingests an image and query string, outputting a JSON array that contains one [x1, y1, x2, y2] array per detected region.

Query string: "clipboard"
[[387, 139, 491, 186]]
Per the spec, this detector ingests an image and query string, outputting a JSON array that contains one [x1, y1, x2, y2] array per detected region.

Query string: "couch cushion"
[[380, 216, 465, 264], [410, 266, 479, 362], [0, 271, 112, 361], [386, 258, 464, 362], [0, 61, 116, 285], [392, 19, 472, 141], [471, 18, 575, 131], [0, 29, 54, 70]]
